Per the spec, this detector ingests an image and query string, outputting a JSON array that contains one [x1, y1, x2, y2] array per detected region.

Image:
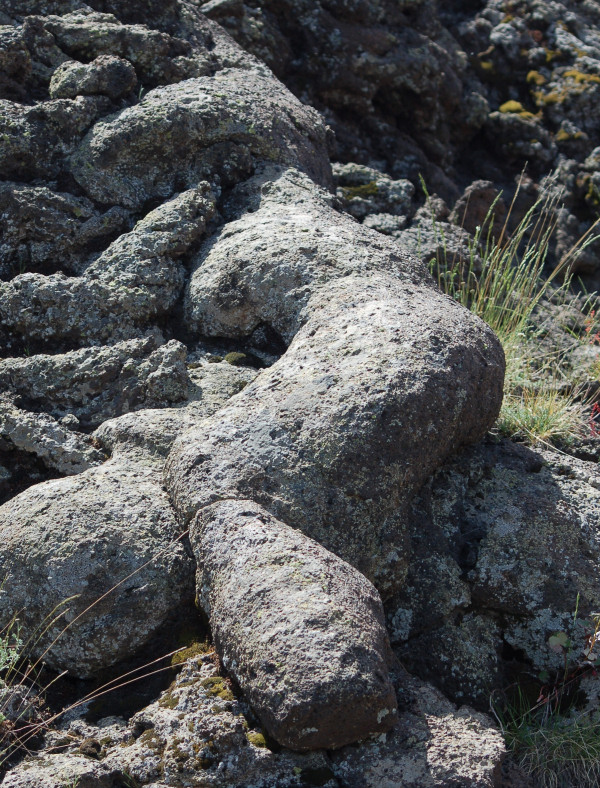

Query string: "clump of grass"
[[498, 691, 600, 788], [424, 174, 600, 445], [498, 387, 585, 444], [492, 601, 600, 786]]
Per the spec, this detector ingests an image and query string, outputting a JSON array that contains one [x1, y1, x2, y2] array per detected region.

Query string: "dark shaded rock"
[[0, 182, 130, 279], [449, 179, 507, 238], [0, 395, 105, 475], [390, 438, 600, 705], [49, 54, 137, 99]]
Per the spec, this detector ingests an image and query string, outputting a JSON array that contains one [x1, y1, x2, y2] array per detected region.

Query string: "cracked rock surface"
[[1, 652, 506, 788], [0, 0, 511, 779]]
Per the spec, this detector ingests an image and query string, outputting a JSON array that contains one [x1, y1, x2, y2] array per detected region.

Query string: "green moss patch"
[[340, 182, 378, 200], [224, 352, 248, 366], [246, 731, 267, 748], [200, 677, 234, 701]]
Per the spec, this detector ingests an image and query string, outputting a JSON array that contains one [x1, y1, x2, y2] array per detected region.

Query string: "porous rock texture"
[[210, 0, 600, 282], [1, 651, 506, 788], [0, 361, 259, 677], [390, 438, 600, 706], [164, 166, 503, 747], [172, 166, 504, 597], [0, 0, 563, 782], [195, 499, 398, 750]]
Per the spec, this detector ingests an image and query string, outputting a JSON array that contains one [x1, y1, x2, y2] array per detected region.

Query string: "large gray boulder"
[[70, 68, 331, 209], [170, 167, 505, 594], [165, 167, 504, 746], [0, 362, 256, 676], [0, 448, 193, 677]]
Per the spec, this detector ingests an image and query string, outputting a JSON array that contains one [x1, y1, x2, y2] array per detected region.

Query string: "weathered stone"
[[0, 396, 105, 474], [485, 110, 557, 167], [3, 655, 505, 788], [0, 685, 41, 724], [0, 182, 130, 279], [0, 754, 125, 788], [362, 212, 407, 235], [41, 9, 202, 87], [0, 337, 189, 429], [173, 167, 504, 595], [449, 180, 507, 238], [0, 186, 215, 345], [70, 69, 331, 209], [332, 161, 414, 220], [194, 499, 398, 750], [0, 95, 108, 181], [330, 675, 505, 788], [49, 54, 137, 99], [94, 359, 258, 459], [0, 358, 258, 677], [388, 438, 600, 705], [0, 25, 32, 101], [163, 167, 503, 746], [0, 450, 194, 676], [207, 0, 478, 175], [2, 0, 574, 774], [394, 221, 483, 275]]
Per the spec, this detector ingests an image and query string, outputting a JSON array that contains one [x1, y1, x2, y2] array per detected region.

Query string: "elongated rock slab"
[[166, 167, 505, 749], [169, 168, 505, 596], [194, 499, 398, 751]]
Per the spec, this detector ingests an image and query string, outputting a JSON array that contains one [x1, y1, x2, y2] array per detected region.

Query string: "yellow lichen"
[[246, 731, 267, 748], [499, 100, 538, 120], [478, 60, 495, 76], [533, 89, 562, 106], [527, 70, 546, 86], [563, 69, 600, 85], [556, 128, 584, 142]]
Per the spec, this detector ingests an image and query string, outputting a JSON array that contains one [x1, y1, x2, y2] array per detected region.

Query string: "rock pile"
[[1, 0, 599, 786]]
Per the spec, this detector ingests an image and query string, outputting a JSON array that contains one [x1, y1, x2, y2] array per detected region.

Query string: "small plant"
[[492, 599, 600, 787], [503, 710, 600, 788], [424, 173, 600, 445], [0, 619, 23, 682], [498, 386, 586, 444]]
